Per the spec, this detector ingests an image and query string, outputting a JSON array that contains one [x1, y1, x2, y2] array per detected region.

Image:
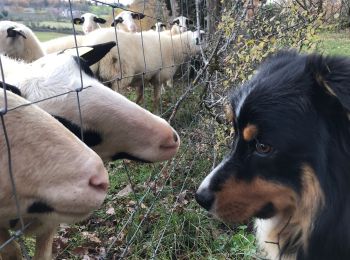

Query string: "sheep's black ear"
[[80, 41, 116, 66], [188, 19, 194, 25], [94, 17, 106, 24], [0, 81, 21, 96], [111, 17, 123, 27], [7, 27, 26, 39], [306, 54, 350, 111], [73, 18, 83, 25], [131, 12, 145, 20]]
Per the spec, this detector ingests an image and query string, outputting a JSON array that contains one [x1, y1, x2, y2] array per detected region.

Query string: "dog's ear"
[[306, 54, 350, 111]]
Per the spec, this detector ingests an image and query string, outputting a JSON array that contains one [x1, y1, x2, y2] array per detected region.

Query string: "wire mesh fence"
[[0, 0, 343, 259]]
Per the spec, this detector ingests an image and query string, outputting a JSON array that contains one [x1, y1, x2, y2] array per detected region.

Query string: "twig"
[[168, 35, 223, 123]]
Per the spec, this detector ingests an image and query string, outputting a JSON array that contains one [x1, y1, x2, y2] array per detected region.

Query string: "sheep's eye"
[[255, 142, 273, 155]]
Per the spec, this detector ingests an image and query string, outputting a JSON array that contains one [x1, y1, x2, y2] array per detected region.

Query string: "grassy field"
[[317, 30, 350, 56], [34, 31, 70, 42], [20, 29, 350, 258]]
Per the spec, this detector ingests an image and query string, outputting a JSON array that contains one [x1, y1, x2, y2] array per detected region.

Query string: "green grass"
[[34, 31, 70, 42], [317, 31, 350, 56]]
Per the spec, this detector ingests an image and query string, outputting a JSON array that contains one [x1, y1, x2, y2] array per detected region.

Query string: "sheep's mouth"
[[111, 152, 151, 163]]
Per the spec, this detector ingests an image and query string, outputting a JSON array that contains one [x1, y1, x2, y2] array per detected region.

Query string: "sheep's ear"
[[172, 19, 180, 25], [151, 25, 156, 30], [73, 18, 83, 25], [188, 19, 194, 25], [0, 81, 21, 96], [94, 17, 106, 24], [306, 54, 350, 111], [80, 41, 116, 66], [7, 27, 26, 39], [131, 12, 145, 20], [111, 17, 123, 27]]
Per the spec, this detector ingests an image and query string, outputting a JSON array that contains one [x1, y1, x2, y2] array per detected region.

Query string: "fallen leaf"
[[116, 184, 133, 197]]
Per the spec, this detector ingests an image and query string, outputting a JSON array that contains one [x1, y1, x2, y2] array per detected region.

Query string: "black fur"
[[0, 81, 21, 96], [27, 201, 54, 214], [53, 115, 102, 147], [196, 50, 350, 259]]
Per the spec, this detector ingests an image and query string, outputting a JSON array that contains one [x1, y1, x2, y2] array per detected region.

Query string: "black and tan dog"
[[195, 50, 350, 259]]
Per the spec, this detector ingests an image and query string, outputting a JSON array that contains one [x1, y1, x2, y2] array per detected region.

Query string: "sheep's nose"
[[159, 129, 180, 150], [195, 189, 214, 211], [89, 170, 109, 192]]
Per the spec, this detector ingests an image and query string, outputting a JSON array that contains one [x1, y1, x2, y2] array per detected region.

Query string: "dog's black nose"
[[195, 189, 214, 211]]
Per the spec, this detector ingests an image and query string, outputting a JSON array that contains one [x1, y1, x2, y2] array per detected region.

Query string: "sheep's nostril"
[[89, 175, 108, 192]]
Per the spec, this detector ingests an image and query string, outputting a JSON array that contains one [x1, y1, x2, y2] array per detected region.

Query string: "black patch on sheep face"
[[53, 115, 102, 147], [27, 202, 54, 214], [0, 81, 22, 96], [7, 27, 26, 39], [76, 41, 116, 67], [72, 56, 95, 78], [93, 17, 106, 24], [9, 218, 19, 229], [111, 152, 151, 163]]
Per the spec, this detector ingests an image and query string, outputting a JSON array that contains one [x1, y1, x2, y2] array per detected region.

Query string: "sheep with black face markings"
[[0, 88, 109, 260], [1, 42, 180, 162], [0, 21, 45, 62], [73, 12, 107, 34], [111, 11, 145, 32]]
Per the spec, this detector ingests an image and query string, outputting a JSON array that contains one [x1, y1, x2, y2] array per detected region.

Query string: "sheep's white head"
[[151, 22, 167, 32], [111, 11, 145, 32], [171, 16, 193, 32], [0, 88, 108, 226], [4, 42, 180, 163], [73, 13, 107, 34]]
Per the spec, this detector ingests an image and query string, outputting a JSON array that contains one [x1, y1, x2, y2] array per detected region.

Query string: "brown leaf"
[[116, 184, 133, 198], [106, 207, 115, 215]]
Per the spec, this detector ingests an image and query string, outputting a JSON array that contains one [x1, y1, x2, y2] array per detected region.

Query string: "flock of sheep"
[[0, 10, 204, 260]]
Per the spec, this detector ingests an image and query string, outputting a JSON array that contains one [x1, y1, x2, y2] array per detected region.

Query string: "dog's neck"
[[255, 165, 324, 260]]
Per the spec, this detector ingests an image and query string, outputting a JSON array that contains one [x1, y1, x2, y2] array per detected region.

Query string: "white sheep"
[[171, 16, 194, 33], [110, 10, 145, 32], [73, 12, 107, 34], [2, 41, 180, 162], [0, 87, 108, 260], [41, 34, 84, 54], [151, 22, 167, 32], [81, 28, 204, 113], [0, 20, 45, 62]]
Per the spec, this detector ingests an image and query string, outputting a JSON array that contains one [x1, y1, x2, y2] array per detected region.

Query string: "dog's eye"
[[255, 142, 273, 154]]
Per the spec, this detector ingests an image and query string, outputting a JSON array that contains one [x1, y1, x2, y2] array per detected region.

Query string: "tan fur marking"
[[214, 177, 297, 223], [243, 124, 258, 142], [316, 74, 336, 97], [256, 164, 324, 260]]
